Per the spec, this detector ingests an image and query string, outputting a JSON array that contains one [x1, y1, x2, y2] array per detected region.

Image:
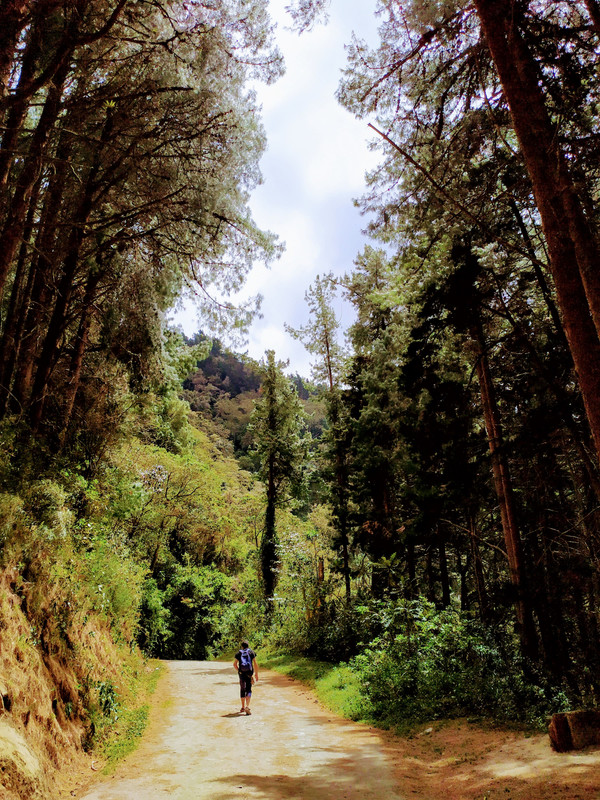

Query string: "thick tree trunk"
[[0, 172, 42, 412], [28, 107, 113, 429], [439, 535, 451, 608], [0, 55, 70, 295], [474, 0, 600, 461], [58, 269, 102, 443], [9, 128, 72, 411], [329, 397, 351, 602], [425, 546, 435, 603], [0, 17, 45, 195], [583, 0, 600, 33], [0, 0, 31, 100], [470, 317, 538, 659], [28, 201, 92, 431]]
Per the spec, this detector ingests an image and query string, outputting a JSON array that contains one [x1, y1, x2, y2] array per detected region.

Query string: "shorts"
[[239, 671, 253, 698]]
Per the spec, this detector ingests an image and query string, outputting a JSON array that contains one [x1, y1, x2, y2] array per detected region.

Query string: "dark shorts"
[[239, 671, 253, 698]]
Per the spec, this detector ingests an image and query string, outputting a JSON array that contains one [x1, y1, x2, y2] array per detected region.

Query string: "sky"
[[173, 0, 381, 377]]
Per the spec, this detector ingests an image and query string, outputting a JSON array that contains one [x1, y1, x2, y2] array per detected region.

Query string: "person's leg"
[[239, 676, 247, 712], [245, 675, 252, 714]]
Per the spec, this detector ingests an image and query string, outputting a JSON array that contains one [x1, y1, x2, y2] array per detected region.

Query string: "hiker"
[[233, 640, 258, 715]]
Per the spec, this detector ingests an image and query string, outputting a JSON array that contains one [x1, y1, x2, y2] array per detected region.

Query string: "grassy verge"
[[259, 650, 368, 723], [100, 659, 164, 774]]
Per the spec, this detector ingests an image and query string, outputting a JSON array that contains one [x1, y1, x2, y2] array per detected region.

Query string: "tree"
[[0, 0, 283, 457], [249, 351, 309, 601], [471, 0, 600, 461], [287, 274, 352, 600]]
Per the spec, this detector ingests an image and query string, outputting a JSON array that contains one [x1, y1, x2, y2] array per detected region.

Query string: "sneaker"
[[245, 708, 252, 715]]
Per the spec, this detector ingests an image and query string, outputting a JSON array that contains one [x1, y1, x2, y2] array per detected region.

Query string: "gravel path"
[[78, 660, 404, 800]]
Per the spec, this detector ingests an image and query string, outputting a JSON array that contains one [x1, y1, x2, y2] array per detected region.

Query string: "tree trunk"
[[28, 204, 91, 431], [0, 54, 71, 295], [439, 535, 451, 608], [261, 459, 279, 601], [329, 397, 351, 602], [470, 315, 538, 659], [0, 171, 42, 412], [474, 0, 600, 461], [9, 127, 73, 411], [29, 108, 114, 429], [469, 514, 489, 621], [0, 15, 45, 195], [58, 267, 103, 444], [583, 0, 600, 33], [0, 1, 27, 97]]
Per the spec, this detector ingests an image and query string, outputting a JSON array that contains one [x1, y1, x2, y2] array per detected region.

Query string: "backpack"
[[239, 648, 253, 673]]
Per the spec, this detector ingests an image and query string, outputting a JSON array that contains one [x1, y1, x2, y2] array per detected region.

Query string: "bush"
[[0, 492, 24, 551], [24, 479, 73, 540], [348, 598, 570, 728], [82, 533, 146, 643]]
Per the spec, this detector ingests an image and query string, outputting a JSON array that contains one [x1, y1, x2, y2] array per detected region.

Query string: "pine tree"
[[250, 351, 309, 602], [287, 274, 352, 600]]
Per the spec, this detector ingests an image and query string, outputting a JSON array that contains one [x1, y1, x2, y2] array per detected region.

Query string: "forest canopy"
[[1, 2, 600, 783]]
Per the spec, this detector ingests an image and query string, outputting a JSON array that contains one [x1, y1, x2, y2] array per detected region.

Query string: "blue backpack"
[[239, 648, 253, 673]]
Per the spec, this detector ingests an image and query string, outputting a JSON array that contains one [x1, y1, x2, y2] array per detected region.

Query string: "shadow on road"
[[208, 769, 387, 800]]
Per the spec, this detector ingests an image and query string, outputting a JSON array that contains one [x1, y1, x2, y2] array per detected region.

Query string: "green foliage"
[[139, 564, 232, 660], [267, 595, 572, 729], [134, 391, 194, 454], [348, 599, 570, 729], [82, 534, 146, 643], [101, 705, 149, 773], [250, 350, 311, 598], [0, 492, 24, 551], [23, 479, 73, 541]]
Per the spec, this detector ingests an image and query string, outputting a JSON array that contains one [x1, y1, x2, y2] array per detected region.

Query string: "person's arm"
[[252, 657, 258, 682], [233, 659, 239, 672]]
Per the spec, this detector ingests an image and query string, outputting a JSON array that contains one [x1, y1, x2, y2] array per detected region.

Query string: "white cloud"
[[173, 0, 382, 376]]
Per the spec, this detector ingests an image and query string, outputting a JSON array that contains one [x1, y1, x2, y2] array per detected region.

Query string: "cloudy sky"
[[174, 0, 381, 376]]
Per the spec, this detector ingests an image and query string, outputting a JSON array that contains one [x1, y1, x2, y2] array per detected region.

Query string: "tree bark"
[[58, 268, 103, 443], [470, 315, 538, 659], [261, 461, 279, 601], [469, 514, 489, 620], [473, 0, 600, 461], [0, 0, 31, 100], [583, 0, 600, 33], [9, 124, 73, 411], [0, 54, 71, 295], [439, 535, 451, 608], [0, 14, 45, 195], [0, 171, 42, 413]]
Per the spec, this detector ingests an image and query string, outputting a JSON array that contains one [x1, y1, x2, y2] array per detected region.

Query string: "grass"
[[101, 705, 150, 772], [99, 659, 164, 775], [259, 650, 368, 722]]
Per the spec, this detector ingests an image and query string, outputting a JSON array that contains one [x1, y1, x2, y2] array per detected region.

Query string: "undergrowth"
[[261, 598, 573, 733], [259, 651, 367, 723], [98, 660, 163, 774]]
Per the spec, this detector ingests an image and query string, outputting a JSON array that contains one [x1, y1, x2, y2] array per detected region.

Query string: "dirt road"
[[70, 661, 600, 800], [77, 661, 404, 800]]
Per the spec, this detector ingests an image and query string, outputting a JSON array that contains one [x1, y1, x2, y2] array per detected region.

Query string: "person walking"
[[233, 640, 258, 715]]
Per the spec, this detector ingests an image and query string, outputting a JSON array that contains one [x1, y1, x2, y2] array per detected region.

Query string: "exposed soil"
[[57, 661, 600, 800]]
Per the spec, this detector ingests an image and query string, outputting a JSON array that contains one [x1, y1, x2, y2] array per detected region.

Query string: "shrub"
[[0, 492, 25, 551], [23, 479, 73, 540], [82, 533, 146, 643], [349, 598, 571, 728]]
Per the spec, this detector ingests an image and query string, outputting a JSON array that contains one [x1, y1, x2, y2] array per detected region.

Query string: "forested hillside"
[[1, 0, 600, 796]]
